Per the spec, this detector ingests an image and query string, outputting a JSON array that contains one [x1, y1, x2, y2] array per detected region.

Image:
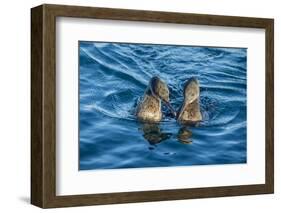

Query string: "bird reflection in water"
[[139, 123, 193, 148], [139, 123, 171, 146], [177, 127, 193, 144]]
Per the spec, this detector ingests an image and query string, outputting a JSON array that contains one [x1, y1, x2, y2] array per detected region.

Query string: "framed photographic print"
[[31, 4, 274, 208]]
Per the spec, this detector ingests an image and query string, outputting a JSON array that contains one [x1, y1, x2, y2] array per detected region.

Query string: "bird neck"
[[145, 87, 160, 101]]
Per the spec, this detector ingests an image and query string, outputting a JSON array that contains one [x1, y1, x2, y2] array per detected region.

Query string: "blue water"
[[79, 41, 247, 170]]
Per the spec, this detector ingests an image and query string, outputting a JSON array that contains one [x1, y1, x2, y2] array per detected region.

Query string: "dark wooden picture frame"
[[31, 4, 274, 208]]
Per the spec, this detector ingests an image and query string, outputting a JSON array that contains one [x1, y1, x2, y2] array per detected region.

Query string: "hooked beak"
[[163, 100, 176, 117]]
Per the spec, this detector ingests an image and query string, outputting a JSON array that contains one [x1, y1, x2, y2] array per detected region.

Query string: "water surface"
[[79, 41, 247, 170]]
